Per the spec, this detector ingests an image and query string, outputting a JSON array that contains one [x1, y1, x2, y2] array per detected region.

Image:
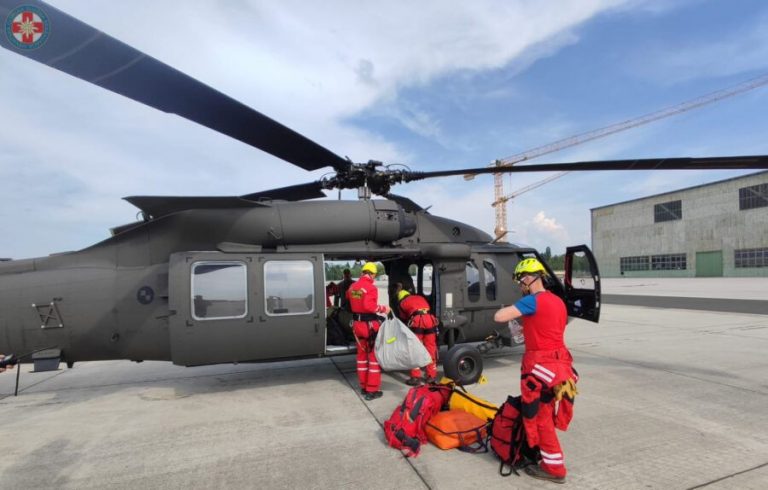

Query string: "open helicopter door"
[[564, 245, 601, 322], [168, 252, 324, 366]]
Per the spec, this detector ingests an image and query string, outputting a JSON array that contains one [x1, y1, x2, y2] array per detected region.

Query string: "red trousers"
[[353, 321, 381, 392], [410, 332, 438, 379], [521, 348, 574, 478], [407, 313, 439, 379], [533, 397, 566, 477]]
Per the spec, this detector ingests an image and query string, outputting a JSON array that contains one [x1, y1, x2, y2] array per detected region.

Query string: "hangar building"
[[591, 171, 768, 277]]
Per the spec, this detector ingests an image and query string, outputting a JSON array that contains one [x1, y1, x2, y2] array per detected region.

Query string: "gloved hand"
[[553, 378, 578, 401], [0, 354, 17, 372]]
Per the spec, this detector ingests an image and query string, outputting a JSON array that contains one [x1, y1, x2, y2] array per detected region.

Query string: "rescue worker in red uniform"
[[494, 258, 578, 484], [397, 290, 439, 386], [347, 262, 390, 401], [325, 281, 338, 308]]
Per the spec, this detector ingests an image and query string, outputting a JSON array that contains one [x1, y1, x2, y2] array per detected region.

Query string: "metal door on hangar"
[[696, 250, 723, 277]]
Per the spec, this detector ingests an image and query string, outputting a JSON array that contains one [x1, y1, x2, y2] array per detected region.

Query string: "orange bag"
[[425, 410, 489, 452]]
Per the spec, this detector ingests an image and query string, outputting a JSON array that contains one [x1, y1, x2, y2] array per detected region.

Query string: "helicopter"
[[2, 1, 768, 385]]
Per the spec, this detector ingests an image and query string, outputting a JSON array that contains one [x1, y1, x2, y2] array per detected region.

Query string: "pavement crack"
[[329, 357, 432, 490], [12, 369, 67, 396], [686, 460, 768, 489]]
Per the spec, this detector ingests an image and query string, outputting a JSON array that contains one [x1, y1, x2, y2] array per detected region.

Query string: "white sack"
[[374, 316, 433, 371]]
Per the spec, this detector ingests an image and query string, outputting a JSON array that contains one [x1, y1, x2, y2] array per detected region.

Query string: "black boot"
[[364, 390, 383, 400], [524, 465, 566, 484]]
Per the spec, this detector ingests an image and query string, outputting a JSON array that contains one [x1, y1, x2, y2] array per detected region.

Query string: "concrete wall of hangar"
[[591, 171, 768, 278]]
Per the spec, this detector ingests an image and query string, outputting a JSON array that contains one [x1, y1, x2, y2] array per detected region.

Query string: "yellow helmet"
[[361, 262, 378, 275], [397, 290, 410, 302], [514, 258, 546, 280]]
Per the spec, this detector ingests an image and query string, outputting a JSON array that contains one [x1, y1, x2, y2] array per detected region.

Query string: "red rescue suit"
[[398, 294, 439, 380], [517, 290, 578, 479], [325, 282, 338, 308], [347, 274, 388, 393]]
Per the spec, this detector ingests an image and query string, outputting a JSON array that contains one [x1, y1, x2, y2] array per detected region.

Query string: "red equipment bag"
[[383, 384, 452, 457], [489, 395, 540, 476]]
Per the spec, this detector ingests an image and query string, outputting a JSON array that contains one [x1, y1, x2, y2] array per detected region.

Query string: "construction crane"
[[483, 73, 768, 241], [491, 171, 568, 239]]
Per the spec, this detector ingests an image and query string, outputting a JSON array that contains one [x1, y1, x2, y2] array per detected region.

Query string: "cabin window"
[[483, 259, 497, 301], [421, 264, 433, 296], [570, 251, 595, 289], [191, 261, 248, 320], [466, 260, 480, 302], [264, 260, 315, 316]]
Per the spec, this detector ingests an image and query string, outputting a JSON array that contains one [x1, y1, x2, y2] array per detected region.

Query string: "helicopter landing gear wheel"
[[443, 344, 483, 385]]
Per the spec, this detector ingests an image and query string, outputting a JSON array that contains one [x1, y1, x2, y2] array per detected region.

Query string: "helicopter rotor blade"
[[0, 0, 349, 172], [125, 181, 326, 219], [124, 196, 267, 219], [240, 182, 326, 201], [406, 155, 768, 181]]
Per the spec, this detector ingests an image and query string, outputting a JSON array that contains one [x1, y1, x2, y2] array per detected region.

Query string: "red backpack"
[[383, 384, 452, 457], [489, 395, 540, 476]]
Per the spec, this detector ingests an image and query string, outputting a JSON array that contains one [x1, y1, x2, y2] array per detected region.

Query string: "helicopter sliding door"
[[168, 252, 324, 366], [254, 253, 325, 359], [564, 245, 601, 322]]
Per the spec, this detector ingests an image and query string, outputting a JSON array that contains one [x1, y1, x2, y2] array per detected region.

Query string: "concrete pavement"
[[1, 302, 767, 488], [601, 277, 767, 300], [602, 277, 767, 314]]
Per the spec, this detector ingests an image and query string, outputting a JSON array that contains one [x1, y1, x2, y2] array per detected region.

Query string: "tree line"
[[325, 263, 355, 281], [324, 262, 384, 281], [542, 246, 566, 271]]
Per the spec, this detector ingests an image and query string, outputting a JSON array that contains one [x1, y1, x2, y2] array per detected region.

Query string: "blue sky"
[[1, 0, 767, 259]]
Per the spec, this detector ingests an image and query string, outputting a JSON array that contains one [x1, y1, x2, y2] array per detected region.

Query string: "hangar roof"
[[591, 170, 768, 211]]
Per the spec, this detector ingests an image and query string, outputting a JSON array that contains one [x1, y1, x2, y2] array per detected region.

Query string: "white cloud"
[[509, 205, 576, 253], [0, 0, 671, 259], [532, 211, 566, 234]]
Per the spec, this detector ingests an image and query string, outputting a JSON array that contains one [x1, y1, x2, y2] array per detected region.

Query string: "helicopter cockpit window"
[[191, 261, 248, 321], [570, 251, 595, 289], [264, 260, 315, 316], [466, 260, 480, 302], [483, 259, 497, 301]]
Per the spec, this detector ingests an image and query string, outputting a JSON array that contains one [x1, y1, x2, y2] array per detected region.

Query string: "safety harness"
[[353, 312, 385, 322], [408, 309, 439, 335]]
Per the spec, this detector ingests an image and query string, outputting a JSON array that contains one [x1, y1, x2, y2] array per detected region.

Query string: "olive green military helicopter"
[[2, 1, 767, 384]]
